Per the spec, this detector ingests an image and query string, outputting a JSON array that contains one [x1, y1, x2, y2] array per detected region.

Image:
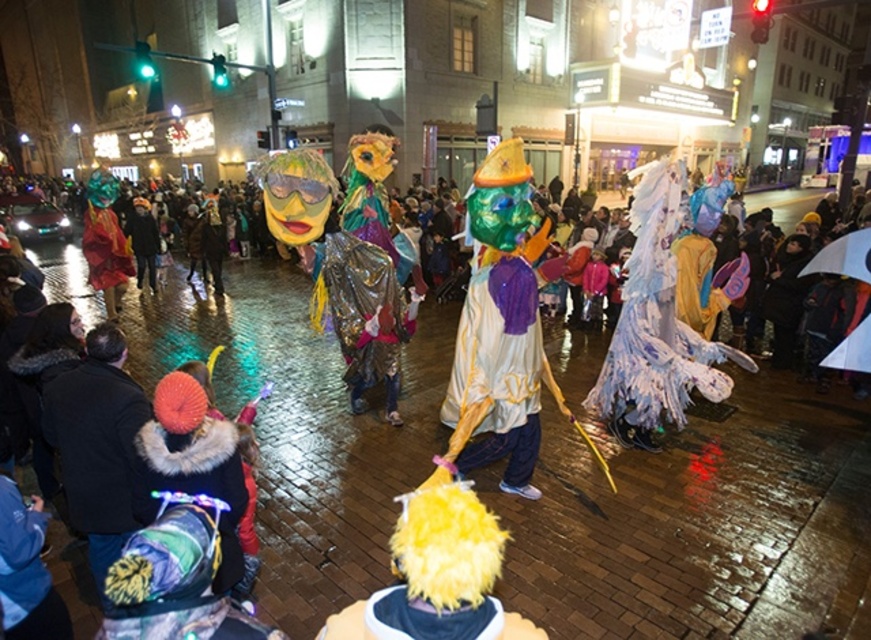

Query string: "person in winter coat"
[[802, 274, 845, 393], [42, 322, 152, 611], [0, 285, 47, 475], [124, 197, 161, 293], [582, 249, 610, 331], [0, 471, 73, 639], [763, 234, 816, 370], [182, 204, 208, 282], [564, 227, 598, 329], [201, 200, 227, 296], [133, 371, 249, 595], [7, 303, 84, 501], [606, 248, 631, 328]]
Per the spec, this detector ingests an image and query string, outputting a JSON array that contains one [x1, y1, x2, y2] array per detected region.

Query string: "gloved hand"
[[237, 402, 258, 426], [365, 306, 383, 337]]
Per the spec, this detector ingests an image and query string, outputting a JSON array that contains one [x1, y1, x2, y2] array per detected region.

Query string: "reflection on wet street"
[[27, 240, 871, 639]]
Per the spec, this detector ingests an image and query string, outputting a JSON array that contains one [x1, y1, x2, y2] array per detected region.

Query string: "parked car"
[[0, 194, 74, 243]]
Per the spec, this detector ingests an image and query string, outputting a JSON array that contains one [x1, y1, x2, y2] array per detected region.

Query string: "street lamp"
[[778, 117, 792, 185], [72, 124, 84, 181], [19, 134, 31, 174], [170, 104, 184, 182]]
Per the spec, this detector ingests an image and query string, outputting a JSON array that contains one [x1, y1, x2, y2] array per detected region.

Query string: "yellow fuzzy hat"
[[473, 137, 533, 188], [391, 484, 510, 611]]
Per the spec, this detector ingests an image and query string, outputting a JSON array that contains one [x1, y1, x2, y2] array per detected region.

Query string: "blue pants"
[[88, 532, 134, 611], [351, 373, 400, 413], [456, 413, 541, 487]]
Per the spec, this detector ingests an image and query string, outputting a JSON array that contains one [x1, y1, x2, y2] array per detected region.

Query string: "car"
[[0, 194, 74, 243]]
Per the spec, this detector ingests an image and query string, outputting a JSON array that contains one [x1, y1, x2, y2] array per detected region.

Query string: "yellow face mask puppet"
[[349, 133, 396, 184], [258, 149, 339, 246]]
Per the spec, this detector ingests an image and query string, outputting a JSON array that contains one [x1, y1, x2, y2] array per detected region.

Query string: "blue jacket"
[[0, 475, 51, 630]]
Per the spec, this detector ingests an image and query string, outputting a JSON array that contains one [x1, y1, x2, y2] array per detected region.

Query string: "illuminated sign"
[[621, 69, 733, 119], [699, 7, 732, 49], [620, 0, 694, 71], [93, 113, 216, 160], [93, 132, 121, 160], [571, 68, 611, 105]]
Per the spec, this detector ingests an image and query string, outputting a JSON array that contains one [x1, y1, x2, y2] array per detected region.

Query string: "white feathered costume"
[[582, 158, 757, 432]]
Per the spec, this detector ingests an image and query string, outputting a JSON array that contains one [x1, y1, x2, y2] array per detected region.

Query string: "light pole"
[[19, 133, 31, 175], [170, 104, 184, 182], [778, 117, 792, 185], [72, 124, 84, 181], [747, 112, 760, 176], [572, 94, 585, 190]]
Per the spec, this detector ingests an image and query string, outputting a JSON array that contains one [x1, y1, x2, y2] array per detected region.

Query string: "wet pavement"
[[22, 238, 871, 640]]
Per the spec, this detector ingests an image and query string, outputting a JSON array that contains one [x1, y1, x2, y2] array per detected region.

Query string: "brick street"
[[25, 241, 871, 639]]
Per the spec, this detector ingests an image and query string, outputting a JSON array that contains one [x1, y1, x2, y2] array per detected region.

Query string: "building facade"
[[1, 0, 857, 192]]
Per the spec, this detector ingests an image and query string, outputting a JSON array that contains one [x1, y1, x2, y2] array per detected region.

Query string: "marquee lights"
[[93, 132, 121, 159]]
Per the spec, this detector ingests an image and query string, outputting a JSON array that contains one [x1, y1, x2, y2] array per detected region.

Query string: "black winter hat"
[[12, 284, 47, 315]]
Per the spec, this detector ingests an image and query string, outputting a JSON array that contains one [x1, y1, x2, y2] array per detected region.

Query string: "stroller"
[[434, 261, 472, 304], [98, 491, 287, 640]]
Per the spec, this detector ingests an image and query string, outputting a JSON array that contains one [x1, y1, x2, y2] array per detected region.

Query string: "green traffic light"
[[135, 41, 157, 80], [211, 54, 230, 89], [140, 63, 156, 79]]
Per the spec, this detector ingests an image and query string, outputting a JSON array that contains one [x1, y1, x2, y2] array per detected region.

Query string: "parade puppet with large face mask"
[[583, 158, 758, 452], [671, 166, 751, 340], [82, 169, 135, 320], [422, 138, 614, 494], [258, 134, 422, 427]]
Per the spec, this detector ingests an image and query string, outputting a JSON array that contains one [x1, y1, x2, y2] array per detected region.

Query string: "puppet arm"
[[540, 356, 572, 419], [419, 398, 494, 490]]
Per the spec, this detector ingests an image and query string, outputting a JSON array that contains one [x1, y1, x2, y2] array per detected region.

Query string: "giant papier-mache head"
[[257, 149, 339, 246], [688, 173, 735, 238], [87, 168, 120, 209], [466, 138, 538, 252], [391, 484, 509, 612], [339, 130, 398, 233]]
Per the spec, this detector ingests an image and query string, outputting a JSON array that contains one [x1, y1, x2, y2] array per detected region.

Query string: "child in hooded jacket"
[[176, 360, 261, 596], [582, 249, 610, 331]]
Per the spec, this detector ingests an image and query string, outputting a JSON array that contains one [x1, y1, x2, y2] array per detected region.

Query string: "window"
[[799, 71, 810, 93], [787, 66, 792, 89], [288, 18, 306, 75], [778, 63, 786, 86], [217, 0, 238, 30], [226, 40, 238, 63], [528, 37, 545, 84], [453, 16, 476, 74], [803, 36, 810, 58], [809, 39, 815, 60], [790, 30, 797, 52], [783, 26, 791, 49], [815, 77, 826, 97]]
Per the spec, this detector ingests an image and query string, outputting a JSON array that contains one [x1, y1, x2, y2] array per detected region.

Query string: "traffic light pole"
[[94, 41, 281, 149]]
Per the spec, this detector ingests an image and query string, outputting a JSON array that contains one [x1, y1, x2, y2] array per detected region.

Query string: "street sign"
[[487, 135, 502, 154], [699, 7, 732, 49], [273, 97, 305, 110]]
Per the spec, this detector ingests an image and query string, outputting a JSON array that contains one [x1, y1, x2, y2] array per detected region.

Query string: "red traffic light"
[[751, 0, 773, 44], [752, 0, 771, 13]]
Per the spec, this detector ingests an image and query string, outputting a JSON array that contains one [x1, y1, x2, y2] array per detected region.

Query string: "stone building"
[[2, 0, 853, 192]]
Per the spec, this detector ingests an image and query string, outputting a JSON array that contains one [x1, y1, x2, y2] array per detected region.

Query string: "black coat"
[[133, 417, 249, 594], [42, 359, 153, 533], [125, 212, 161, 257], [0, 315, 38, 461], [7, 346, 82, 439], [763, 252, 815, 328]]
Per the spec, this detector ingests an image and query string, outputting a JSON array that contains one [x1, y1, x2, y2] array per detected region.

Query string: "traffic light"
[[135, 41, 157, 79], [751, 0, 773, 45], [256, 130, 270, 149], [212, 54, 230, 88], [831, 95, 850, 125]]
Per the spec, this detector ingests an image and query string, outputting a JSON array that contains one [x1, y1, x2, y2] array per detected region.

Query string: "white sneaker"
[[385, 410, 404, 427], [499, 481, 542, 500]]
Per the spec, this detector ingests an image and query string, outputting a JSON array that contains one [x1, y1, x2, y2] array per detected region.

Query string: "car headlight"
[[16, 220, 32, 231], [60, 217, 71, 227]]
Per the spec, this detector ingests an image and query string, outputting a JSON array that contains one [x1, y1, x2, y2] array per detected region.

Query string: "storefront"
[[92, 111, 217, 185]]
